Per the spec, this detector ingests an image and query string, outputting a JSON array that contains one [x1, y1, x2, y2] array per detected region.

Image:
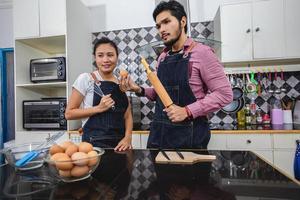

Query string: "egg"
[[71, 165, 89, 177], [87, 150, 98, 166], [60, 141, 74, 150], [51, 152, 67, 162], [65, 144, 78, 157], [78, 142, 93, 153], [71, 152, 89, 166], [49, 144, 64, 155], [55, 154, 73, 170], [120, 69, 128, 79], [59, 170, 71, 177]]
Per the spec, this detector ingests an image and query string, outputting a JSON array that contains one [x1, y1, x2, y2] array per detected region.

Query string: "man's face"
[[155, 10, 185, 47]]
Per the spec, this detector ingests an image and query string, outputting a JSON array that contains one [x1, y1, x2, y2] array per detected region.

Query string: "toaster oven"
[[30, 57, 66, 82], [23, 98, 67, 130]]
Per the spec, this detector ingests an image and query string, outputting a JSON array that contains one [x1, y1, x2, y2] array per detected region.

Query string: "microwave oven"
[[30, 57, 66, 82], [23, 98, 67, 130]]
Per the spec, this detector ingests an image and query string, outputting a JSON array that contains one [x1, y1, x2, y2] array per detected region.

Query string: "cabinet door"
[[132, 133, 141, 149], [274, 150, 295, 179], [226, 134, 272, 150], [285, 0, 300, 58], [252, 0, 285, 59], [220, 3, 253, 62], [141, 134, 149, 149], [207, 134, 227, 150], [13, 0, 39, 38], [39, 0, 66, 37]]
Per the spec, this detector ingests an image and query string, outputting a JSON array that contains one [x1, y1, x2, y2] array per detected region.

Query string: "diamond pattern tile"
[[92, 22, 300, 126]]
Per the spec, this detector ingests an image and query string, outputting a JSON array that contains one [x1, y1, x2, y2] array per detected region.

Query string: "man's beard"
[[163, 26, 182, 48]]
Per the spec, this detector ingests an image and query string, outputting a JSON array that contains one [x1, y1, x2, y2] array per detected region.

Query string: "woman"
[[65, 37, 132, 151]]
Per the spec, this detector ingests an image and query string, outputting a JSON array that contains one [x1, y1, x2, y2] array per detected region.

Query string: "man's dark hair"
[[153, 1, 187, 33], [93, 37, 119, 56]]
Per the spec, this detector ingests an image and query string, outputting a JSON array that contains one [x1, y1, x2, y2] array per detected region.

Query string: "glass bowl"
[[0, 142, 49, 171], [44, 147, 104, 182]]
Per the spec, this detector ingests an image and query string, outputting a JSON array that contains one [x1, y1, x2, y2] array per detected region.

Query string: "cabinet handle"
[[246, 29, 251, 33], [246, 139, 252, 144], [255, 27, 260, 32]]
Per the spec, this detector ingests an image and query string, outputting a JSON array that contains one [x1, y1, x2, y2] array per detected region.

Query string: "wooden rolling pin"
[[140, 57, 173, 108]]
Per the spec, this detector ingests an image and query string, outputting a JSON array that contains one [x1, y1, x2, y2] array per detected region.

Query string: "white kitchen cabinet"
[[131, 133, 141, 149], [13, 0, 66, 39], [285, 0, 300, 58], [274, 150, 295, 178], [273, 134, 300, 178], [141, 134, 149, 149], [214, 0, 285, 62], [39, 0, 66, 37], [13, 0, 39, 38], [207, 134, 227, 150], [226, 134, 273, 150], [14, 0, 92, 142]]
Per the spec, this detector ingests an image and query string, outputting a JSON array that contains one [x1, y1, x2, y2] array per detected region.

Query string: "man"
[[120, 1, 232, 149]]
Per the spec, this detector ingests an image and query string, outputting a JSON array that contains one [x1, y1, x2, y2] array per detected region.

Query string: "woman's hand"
[[114, 135, 132, 151], [95, 94, 115, 113], [119, 75, 140, 93]]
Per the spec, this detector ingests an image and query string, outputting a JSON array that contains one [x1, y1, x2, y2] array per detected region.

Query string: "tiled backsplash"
[[92, 22, 300, 127]]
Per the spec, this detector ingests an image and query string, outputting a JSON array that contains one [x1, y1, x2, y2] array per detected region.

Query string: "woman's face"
[[95, 43, 118, 74]]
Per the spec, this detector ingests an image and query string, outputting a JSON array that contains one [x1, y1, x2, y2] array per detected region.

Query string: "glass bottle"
[[245, 104, 252, 125], [250, 97, 257, 124], [237, 107, 246, 126], [256, 108, 263, 124]]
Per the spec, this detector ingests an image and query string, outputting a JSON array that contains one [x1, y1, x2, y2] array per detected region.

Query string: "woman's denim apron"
[[147, 42, 211, 149], [82, 73, 128, 148]]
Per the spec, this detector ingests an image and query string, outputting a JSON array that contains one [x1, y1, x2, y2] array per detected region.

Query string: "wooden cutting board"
[[155, 151, 216, 165]]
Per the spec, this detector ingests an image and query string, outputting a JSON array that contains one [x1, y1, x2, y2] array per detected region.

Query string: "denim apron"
[[147, 42, 211, 149], [82, 73, 128, 148]]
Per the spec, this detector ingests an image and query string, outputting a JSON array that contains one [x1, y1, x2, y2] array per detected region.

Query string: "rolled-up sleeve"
[[145, 87, 157, 101], [187, 46, 233, 118]]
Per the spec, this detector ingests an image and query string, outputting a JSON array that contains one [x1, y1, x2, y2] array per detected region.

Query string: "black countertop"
[[1, 149, 300, 199]]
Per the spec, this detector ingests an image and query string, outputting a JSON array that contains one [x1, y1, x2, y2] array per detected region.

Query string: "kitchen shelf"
[[16, 82, 67, 89], [16, 35, 66, 54]]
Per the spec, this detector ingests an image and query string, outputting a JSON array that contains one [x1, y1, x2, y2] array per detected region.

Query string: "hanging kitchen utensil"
[[257, 71, 262, 96], [250, 71, 258, 85], [274, 69, 281, 94], [246, 73, 257, 93], [221, 98, 243, 114], [232, 76, 244, 100], [280, 69, 287, 93], [267, 71, 274, 94]]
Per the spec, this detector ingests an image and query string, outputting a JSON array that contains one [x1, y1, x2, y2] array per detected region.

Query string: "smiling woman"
[[64, 37, 133, 152]]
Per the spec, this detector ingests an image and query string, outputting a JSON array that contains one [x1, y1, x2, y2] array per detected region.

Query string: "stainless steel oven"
[[23, 98, 67, 130], [30, 57, 66, 82]]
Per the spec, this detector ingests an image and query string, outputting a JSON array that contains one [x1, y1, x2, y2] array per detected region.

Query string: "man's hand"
[[164, 104, 188, 122]]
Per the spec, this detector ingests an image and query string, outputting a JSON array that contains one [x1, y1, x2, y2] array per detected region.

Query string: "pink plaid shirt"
[[145, 38, 233, 118]]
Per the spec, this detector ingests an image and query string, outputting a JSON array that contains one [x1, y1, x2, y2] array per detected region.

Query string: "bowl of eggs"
[[44, 141, 104, 182]]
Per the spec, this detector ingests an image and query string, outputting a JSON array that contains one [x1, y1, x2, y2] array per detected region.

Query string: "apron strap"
[[90, 72, 100, 84], [183, 41, 197, 58]]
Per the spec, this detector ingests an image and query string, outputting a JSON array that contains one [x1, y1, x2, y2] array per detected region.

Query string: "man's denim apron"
[[82, 74, 128, 148], [147, 42, 211, 149]]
